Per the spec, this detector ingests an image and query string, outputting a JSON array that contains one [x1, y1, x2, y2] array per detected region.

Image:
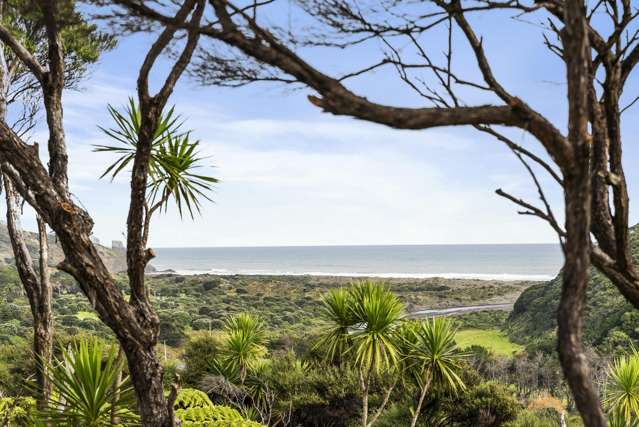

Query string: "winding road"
[[408, 303, 513, 318]]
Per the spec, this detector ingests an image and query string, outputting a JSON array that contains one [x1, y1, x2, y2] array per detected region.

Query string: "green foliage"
[[445, 381, 522, 427], [183, 334, 222, 386], [0, 336, 33, 395], [604, 348, 639, 421], [314, 287, 353, 363], [455, 329, 523, 356], [0, 396, 36, 426], [507, 225, 639, 351], [349, 281, 404, 372], [402, 317, 466, 393], [505, 409, 563, 427], [174, 388, 263, 426], [1, 0, 115, 125], [316, 281, 404, 374], [159, 312, 189, 347], [257, 351, 362, 426], [454, 310, 509, 330], [219, 313, 267, 384], [42, 337, 138, 426], [608, 410, 639, 427], [95, 98, 218, 218]]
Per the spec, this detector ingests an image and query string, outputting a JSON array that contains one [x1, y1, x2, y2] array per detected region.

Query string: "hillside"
[[507, 225, 639, 351], [0, 222, 126, 273]]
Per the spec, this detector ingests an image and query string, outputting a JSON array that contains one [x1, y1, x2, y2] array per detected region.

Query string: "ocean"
[[152, 244, 563, 281]]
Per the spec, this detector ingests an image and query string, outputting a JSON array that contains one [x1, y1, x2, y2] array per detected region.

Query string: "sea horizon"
[[152, 243, 564, 282]]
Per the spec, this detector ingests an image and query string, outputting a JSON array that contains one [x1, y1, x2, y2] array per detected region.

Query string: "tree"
[[95, 97, 218, 226], [0, 1, 208, 424], [107, 1, 639, 424], [0, 0, 113, 410], [449, 381, 521, 427], [219, 313, 267, 386], [316, 281, 403, 427], [401, 317, 466, 427]]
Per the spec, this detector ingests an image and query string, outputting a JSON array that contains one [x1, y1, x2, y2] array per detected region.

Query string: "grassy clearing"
[[456, 329, 523, 356], [76, 311, 99, 321]]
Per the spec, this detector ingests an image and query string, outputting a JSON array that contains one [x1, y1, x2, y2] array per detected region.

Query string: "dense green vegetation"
[[0, 264, 582, 426], [1, 247, 638, 425], [507, 225, 639, 353]]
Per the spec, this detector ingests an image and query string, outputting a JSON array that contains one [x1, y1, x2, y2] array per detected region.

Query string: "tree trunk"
[[122, 342, 174, 427], [2, 176, 53, 410], [360, 367, 369, 427], [35, 216, 53, 407], [367, 378, 396, 427], [558, 1, 608, 425], [410, 376, 432, 427]]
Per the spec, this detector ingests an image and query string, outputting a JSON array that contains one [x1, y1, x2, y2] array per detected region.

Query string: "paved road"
[[408, 303, 513, 318]]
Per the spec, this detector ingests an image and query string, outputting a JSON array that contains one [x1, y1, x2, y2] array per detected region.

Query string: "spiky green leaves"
[[314, 287, 354, 364], [316, 280, 404, 373], [219, 313, 267, 384], [604, 348, 639, 422], [41, 338, 138, 426], [94, 97, 218, 218], [400, 317, 466, 394]]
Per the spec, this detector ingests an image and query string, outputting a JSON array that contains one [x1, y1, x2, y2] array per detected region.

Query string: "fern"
[[173, 389, 263, 426]]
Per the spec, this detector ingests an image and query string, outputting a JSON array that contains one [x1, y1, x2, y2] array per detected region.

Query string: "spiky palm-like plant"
[[94, 97, 218, 220], [41, 338, 138, 426], [608, 411, 639, 427], [349, 281, 404, 373], [314, 287, 355, 364], [604, 349, 639, 423], [402, 317, 466, 427], [315, 281, 403, 427], [221, 313, 267, 385]]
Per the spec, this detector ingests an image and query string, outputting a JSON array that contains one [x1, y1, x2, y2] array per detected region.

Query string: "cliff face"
[[0, 223, 127, 274], [507, 226, 639, 349]]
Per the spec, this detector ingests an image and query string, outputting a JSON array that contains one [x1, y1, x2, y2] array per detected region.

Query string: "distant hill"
[[0, 222, 127, 274], [506, 225, 639, 351]]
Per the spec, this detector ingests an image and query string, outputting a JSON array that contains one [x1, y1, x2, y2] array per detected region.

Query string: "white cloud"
[[41, 74, 564, 247]]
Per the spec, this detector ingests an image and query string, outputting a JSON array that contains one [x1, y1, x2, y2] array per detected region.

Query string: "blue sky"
[[14, 3, 639, 247]]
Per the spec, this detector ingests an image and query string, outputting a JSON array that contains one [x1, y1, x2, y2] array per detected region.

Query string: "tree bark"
[[35, 216, 52, 407], [558, 1, 608, 426], [359, 366, 371, 427], [0, 1, 53, 409], [122, 343, 173, 426], [2, 176, 52, 409], [410, 375, 432, 427]]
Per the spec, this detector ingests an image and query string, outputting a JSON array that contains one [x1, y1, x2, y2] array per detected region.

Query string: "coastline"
[[149, 269, 553, 282]]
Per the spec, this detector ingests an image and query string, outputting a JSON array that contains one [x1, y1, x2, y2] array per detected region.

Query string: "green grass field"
[[75, 311, 99, 321], [456, 329, 523, 356]]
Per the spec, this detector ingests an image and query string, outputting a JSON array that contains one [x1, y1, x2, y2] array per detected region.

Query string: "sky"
[[11, 2, 639, 247]]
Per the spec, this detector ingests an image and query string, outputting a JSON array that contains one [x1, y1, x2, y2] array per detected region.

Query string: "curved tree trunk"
[[558, 1, 608, 425]]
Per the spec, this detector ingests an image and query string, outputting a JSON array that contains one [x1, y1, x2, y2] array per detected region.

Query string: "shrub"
[[203, 280, 221, 291], [0, 396, 36, 426], [182, 334, 222, 386], [505, 409, 563, 427], [446, 381, 521, 427], [174, 388, 263, 426]]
